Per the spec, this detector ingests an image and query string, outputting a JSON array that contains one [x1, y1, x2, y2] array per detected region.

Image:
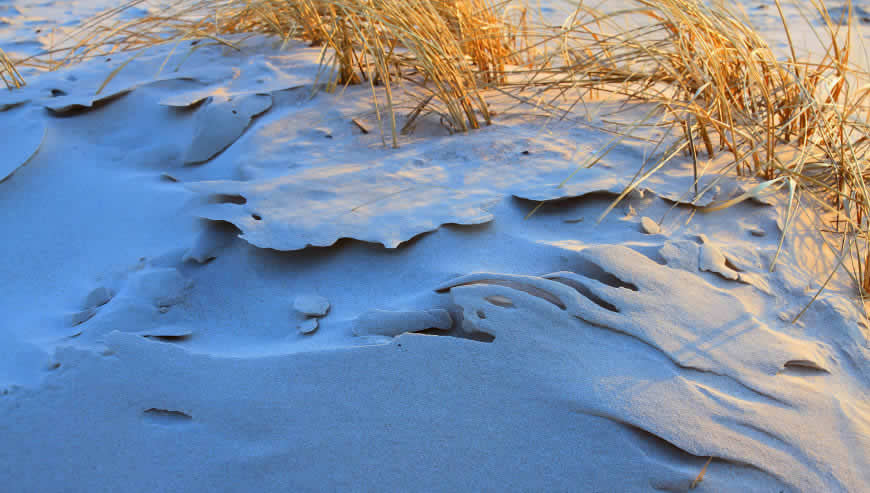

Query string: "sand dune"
[[0, 1, 868, 491]]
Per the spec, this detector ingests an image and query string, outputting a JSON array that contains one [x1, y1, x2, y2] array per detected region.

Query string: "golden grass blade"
[[794, 234, 857, 323], [690, 456, 713, 489], [597, 137, 689, 224], [770, 177, 798, 271], [96, 49, 147, 95]]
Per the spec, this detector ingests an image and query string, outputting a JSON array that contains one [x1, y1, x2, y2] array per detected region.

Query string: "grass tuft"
[[5, 0, 521, 146], [511, 0, 870, 317]]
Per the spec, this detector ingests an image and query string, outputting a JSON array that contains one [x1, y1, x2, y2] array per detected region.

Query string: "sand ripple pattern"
[[439, 244, 869, 492]]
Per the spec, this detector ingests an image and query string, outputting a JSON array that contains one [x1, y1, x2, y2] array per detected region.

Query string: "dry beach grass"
[[2, 4, 870, 490], [517, 0, 870, 319], [0, 47, 24, 89], [3, 0, 870, 318]]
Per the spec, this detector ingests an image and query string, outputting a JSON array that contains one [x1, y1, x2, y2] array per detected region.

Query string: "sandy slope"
[[1, 1, 869, 492]]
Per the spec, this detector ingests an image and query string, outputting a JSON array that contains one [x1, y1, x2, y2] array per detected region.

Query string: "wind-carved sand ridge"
[[186, 105, 761, 251], [0, 103, 45, 182], [437, 244, 868, 491], [1, 69, 867, 490]]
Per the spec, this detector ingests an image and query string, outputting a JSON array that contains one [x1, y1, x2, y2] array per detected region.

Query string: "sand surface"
[[1, 1, 869, 491]]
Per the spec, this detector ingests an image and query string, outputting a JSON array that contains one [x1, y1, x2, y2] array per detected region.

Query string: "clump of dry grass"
[[511, 0, 870, 316], [4, 0, 870, 314], [7, 0, 521, 147], [261, 0, 511, 143]]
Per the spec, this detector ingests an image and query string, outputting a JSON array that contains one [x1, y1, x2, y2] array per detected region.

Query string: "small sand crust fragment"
[[749, 228, 766, 237], [783, 359, 829, 373], [183, 225, 234, 263], [699, 243, 739, 280], [1, 105, 46, 183], [640, 217, 660, 235], [485, 295, 515, 307], [184, 93, 273, 164], [353, 309, 452, 337], [83, 287, 113, 310], [294, 295, 330, 317], [132, 326, 194, 339], [66, 307, 98, 327], [297, 318, 319, 335], [125, 268, 192, 307], [660, 240, 700, 272], [44, 89, 133, 114]]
